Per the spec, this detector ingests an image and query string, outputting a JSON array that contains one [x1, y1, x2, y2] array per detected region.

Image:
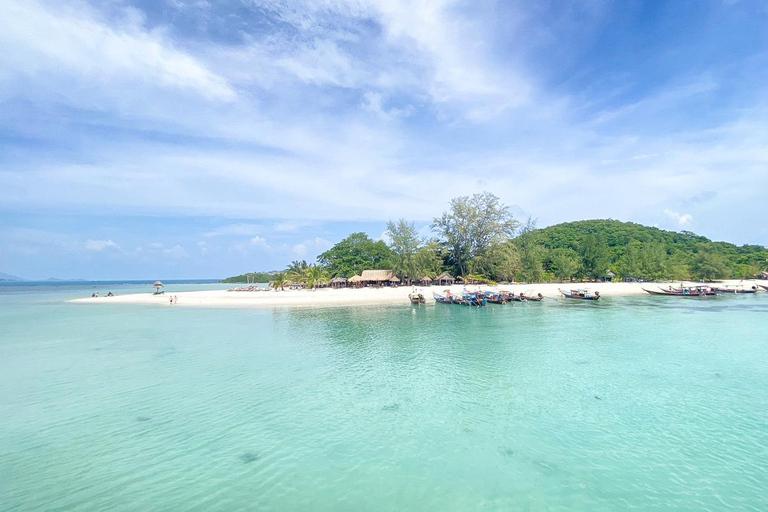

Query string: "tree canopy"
[[222, 203, 768, 284], [432, 192, 519, 277], [317, 232, 393, 278]]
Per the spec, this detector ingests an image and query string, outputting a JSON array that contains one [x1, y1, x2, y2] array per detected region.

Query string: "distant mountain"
[[513, 219, 768, 281], [0, 272, 24, 282]]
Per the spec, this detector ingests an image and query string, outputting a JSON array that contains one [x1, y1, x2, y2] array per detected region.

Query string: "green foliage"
[[579, 233, 611, 279], [386, 218, 421, 283], [690, 249, 731, 280], [548, 248, 579, 282], [414, 240, 445, 279], [474, 243, 521, 282], [519, 243, 545, 282], [432, 192, 519, 276], [270, 272, 288, 290], [286, 260, 309, 283], [317, 232, 393, 277], [514, 220, 767, 281], [221, 272, 275, 283], [304, 264, 329, 289]]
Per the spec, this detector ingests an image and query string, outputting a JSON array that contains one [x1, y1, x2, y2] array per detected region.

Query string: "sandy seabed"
[[69, 280, 764, 309]]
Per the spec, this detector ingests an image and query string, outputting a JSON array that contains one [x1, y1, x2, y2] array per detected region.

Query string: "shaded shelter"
[[435, 272, 455, 286], [360, 269, 399, 286], [330, 276, 348, 288]]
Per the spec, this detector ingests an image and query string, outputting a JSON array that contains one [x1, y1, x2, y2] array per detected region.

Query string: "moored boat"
[[643, 287, 716, 296], [409, 293, 426, 305], [759, 285, 768, 292], [560, 289, 600, 300], [433, 291, 453, 304], [711, 287, 757, 294], [520, 293, 544, 302]]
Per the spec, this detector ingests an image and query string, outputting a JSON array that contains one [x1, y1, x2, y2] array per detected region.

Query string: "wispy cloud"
[[1, 0, 767, 278]]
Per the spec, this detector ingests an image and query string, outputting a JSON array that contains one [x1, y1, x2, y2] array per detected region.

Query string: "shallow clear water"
[[2, 284, 767, 511]]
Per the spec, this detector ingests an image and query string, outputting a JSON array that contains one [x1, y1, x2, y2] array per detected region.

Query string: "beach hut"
[[330, 276, 348, 289], [603, 270, 616, 282], [360, 269, 399, 287], [419, 276, 433, 286], [435, 272, 455, 286], [153, 281, 164, 294], [348, 275, 363, 288]]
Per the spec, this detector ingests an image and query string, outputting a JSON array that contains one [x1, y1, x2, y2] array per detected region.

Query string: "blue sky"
[[1, 0, 767, 279]]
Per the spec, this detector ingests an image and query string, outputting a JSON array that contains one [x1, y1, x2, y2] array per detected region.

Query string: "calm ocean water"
[[1, 282, 767, 511]]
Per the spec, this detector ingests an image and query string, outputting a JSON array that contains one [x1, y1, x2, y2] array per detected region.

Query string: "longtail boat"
[[560, 289, 600, 300], [462, 292, 487, 307], [408, 293, 426, 305], [711, 287, 757, 294], [481, 291, 506, 304], [760, 285, 768, 292], [520, 293, 544, 302], [643, 287, 715, 296], [433, 291, 453, 304]]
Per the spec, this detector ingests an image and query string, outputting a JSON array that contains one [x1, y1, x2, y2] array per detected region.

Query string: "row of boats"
[[409, 289, 579, 306], [409, 283, 768, 305], [643, 284, 768, 296]]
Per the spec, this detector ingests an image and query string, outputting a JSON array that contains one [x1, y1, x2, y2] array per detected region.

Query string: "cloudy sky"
[[1, 0, 767, 279]]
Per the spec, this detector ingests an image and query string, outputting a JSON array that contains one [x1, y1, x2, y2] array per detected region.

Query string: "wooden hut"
[[348, 275, 363, 288], [329, 276, 348, 289], [435, 272, 455, 286], [419, 276, 433, 286], [360, 269, 399, 287]]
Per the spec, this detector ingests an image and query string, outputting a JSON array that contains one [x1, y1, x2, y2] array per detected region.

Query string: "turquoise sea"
[[1, 282, 767, 511]]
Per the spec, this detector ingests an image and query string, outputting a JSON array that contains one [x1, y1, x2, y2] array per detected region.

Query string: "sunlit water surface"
[[1, 282, 767, 511]]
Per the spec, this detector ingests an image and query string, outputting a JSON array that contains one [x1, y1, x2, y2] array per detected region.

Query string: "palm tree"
[[286, 260, 309, 284], [305, 264, 329, 290], [271, 272, 287, 291]]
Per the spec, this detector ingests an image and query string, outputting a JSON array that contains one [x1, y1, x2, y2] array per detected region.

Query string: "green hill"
[[221, 271, 277, 284], [513, 220, 768, 281]]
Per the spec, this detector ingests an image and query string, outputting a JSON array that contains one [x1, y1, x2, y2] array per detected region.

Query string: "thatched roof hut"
[[360, 270, 397, 282], [435, 272, 455, 285], [348, 275, 362, 283], [359, 269, 400, 285], [419, 276, 433, 285], [329, 276, 348, 288]]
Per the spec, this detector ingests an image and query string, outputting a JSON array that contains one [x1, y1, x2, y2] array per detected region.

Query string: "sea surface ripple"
[[1, 286, 767, 511]]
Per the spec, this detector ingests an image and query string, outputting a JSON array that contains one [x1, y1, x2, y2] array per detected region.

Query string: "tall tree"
[[519, 243, 545, 282], [579, 233, 610, 280], [317, 232, 393, 277], [549, 248, 579, 282], [691, 249, 731, 280], [386, 218, 421, 283], [475, 243, 521, 282], [431, 192, 519, 277], [304, 264, 329, 289], [414, 240, 444, 279]]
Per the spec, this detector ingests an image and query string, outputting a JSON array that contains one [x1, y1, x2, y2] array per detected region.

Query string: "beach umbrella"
[[153, 281, 164, 292]]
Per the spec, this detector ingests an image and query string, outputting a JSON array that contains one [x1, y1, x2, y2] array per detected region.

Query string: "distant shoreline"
[[69, 280, 764, 309]]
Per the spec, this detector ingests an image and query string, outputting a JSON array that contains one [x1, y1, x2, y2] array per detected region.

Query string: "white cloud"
[[292, 236, 332, 258], [361, 92, 414, 120], [84, 239, 121, 251], [203, 224, 263, 237], [0, 1, 235, 108], [250, 236, 271, 249], [663, 209, 693, 226]]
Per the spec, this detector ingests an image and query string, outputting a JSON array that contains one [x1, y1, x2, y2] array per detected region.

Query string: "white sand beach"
[[70, 280, 764, 308]]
